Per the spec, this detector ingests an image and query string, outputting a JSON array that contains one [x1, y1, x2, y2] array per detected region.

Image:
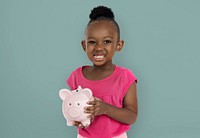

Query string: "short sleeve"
[[122, 69, 137, 97], [66, 70, 77, 90]]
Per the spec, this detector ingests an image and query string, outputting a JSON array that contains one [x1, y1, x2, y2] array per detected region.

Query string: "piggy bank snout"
[[68, 107, 82, 118], [66, 101, 85, 118]]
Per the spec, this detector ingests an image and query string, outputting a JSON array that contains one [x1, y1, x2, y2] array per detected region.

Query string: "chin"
[[93, 63, 104, 67], [93, 62, 105, 67]]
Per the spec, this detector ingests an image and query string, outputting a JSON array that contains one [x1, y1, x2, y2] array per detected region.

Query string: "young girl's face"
[[82, 20, 123, 67]]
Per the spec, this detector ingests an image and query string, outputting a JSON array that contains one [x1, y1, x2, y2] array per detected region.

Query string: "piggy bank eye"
[[76, 90, 78, 92], [69, 103, 72, 106], [77, 103, 80, 106]]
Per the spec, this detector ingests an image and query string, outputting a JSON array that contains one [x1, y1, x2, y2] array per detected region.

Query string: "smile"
[[94, 55, 104, 61]]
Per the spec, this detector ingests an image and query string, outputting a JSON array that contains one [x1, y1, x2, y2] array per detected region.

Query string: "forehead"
[[85, 21, 118, 38]]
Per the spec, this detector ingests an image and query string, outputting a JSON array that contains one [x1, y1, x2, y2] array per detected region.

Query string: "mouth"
[[93, 54, 105, 61]]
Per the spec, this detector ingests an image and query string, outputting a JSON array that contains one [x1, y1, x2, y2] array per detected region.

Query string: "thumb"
[[94, 97, 101, 101]]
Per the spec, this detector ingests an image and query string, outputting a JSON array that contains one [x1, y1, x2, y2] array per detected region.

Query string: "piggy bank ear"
[[59, 89, 72, 100], [82, 88, 93, 99]]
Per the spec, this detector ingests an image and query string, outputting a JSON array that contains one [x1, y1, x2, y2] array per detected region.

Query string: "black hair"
[[87, 6, 120, 38]]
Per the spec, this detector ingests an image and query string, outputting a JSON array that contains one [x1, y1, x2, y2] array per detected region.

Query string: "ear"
[[59, 89, 72, 100], [82, 88, 93, 99], [81, 40, 86, 52], [116, 40, 124, 52]]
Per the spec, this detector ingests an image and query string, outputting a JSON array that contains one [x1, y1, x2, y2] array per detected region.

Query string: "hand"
[[84, 97, 108, 118], [73, 119, 94, 128], [73, 121, 84, 128]]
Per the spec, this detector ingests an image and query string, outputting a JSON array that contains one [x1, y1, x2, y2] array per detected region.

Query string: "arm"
[[85, 82, 138, 125]]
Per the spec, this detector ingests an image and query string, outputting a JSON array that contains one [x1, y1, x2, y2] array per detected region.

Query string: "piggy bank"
[[59, 86, 93, 127]]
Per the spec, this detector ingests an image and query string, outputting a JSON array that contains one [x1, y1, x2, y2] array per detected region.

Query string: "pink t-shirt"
[[67, 66, 137, 138]]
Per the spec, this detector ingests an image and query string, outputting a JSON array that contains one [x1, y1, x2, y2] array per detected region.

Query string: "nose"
[[95, 42, 104, 50]]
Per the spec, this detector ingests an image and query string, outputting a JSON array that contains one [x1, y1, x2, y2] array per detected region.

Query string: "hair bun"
[[89, 6, 114, 20]]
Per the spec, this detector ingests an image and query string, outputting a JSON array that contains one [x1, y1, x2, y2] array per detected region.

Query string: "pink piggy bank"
[[59, 86, 93, 127]]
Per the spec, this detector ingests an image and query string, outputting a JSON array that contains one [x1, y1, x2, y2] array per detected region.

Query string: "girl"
[[67, 6, 138, 138]]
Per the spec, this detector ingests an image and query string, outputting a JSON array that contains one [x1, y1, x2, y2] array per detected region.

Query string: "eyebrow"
[[87, 36, 113, 39]]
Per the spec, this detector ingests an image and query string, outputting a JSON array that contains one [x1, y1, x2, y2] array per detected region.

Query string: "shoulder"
[[68, 65, 91, 81], [70, 66, 87, 75], [116, 66, 134, 75], [115, 66, 137, 83], [72, 65, 90, 72], [67, 66, 85, 90], [71, 66, 82, 73], [67, 66, 82, 82]]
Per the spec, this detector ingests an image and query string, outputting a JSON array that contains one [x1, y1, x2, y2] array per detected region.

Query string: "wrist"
[[104, 103, 115, 115]]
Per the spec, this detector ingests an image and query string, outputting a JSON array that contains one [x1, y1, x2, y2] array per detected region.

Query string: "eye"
[[88, 41, 96, 45], [77, 103, 80, 106], [69, 103, 72, 106], [104, 40, 112, 44]]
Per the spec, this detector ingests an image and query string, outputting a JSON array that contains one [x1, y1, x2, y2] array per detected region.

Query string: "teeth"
[[94, 55, 104, 60], [94, 56, 104, 58]]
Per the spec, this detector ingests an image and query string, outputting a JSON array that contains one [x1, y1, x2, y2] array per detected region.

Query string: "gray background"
[[1, 0, 200, 137]]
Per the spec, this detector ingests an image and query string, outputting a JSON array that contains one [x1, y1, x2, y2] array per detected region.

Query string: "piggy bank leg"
[[67, 120, 74, 126], [82, 119, 91, 127]]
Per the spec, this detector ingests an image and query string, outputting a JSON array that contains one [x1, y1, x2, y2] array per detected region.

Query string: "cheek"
[[86, 45, 94, 51], [106, 46, 116, 52], [86, 47, 96, 56], [85, 47, 94, 57]]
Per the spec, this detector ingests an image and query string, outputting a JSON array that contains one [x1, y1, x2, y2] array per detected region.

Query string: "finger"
[[84, 109, 94, 114], [73, 121, 83, 128], [84, 105, 95, 111], [78, 124, 84, 128], [87, 114, 94, 119], [73, 121, 79, 126], [90, 117, 94, 122], [87, 100, 96, 105]]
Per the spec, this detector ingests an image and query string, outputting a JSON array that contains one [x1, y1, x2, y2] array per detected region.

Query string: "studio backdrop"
[[1, 0, 200, 138]]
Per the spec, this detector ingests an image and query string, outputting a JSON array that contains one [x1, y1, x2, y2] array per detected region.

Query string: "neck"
[[92, 62, 115, 71]]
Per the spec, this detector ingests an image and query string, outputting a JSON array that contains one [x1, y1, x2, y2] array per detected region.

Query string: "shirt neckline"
[[79, 65, 119, 83]]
